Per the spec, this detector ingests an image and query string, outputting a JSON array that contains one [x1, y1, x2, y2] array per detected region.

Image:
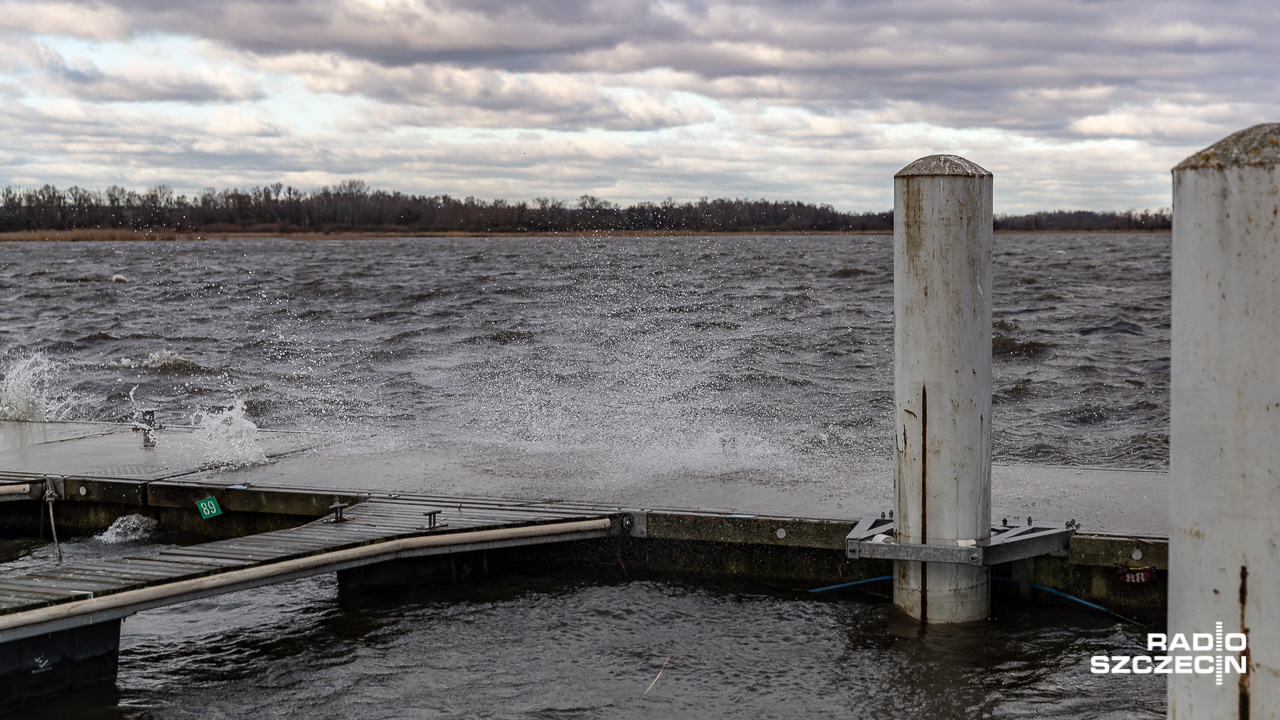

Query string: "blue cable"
[[808, 575, 893, 594], [990, 575, 1147, 627], [808, 575, 1146, 627]]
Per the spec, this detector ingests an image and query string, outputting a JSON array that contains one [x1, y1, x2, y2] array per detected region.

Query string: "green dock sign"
[[196, 496, 223, 520]]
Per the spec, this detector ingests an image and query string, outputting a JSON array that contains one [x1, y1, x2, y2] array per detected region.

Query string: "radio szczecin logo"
[[1092, 623, 1247, 685]]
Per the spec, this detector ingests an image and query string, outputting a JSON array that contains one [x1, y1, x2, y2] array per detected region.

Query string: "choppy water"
[[0, 234, 1169, 716], [10, 535, 1161, 720], [0, 233, 1169, 474]]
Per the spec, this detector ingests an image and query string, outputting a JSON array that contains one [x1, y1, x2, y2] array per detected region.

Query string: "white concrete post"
[[892, 155, 993, 624], [1170, 124, 1280, 718]]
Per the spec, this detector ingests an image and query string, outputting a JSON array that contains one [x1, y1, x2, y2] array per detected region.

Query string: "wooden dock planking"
[[0, 497, 616, 622]]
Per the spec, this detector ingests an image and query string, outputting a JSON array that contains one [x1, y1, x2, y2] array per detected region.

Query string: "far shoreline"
[[0, 228, 1172, 242]]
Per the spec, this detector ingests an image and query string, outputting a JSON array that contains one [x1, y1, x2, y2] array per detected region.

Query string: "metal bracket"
[[133, 408, 161, 447], [847, 517, 1075, 566], [420, 510, 447, 530]]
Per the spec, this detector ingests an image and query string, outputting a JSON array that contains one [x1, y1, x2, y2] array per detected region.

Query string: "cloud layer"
[[2, 0, 1277, 212]]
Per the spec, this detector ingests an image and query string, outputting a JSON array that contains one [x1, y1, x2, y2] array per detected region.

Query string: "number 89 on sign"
[[197, 496, 223, 519]]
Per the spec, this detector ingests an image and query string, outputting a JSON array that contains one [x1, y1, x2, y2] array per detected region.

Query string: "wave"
[[992, 335, 1054, 358], [104, 350, 211, 373]]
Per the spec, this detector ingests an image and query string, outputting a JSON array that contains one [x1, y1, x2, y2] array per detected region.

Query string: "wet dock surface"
[[0, 420, 1169, 537]]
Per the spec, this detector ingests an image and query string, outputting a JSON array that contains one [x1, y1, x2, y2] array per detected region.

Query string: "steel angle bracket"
[[846, 518, 1075, 567]]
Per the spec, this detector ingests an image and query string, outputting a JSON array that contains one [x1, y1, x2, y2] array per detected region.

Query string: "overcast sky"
[[1, 0, 1275, 213]]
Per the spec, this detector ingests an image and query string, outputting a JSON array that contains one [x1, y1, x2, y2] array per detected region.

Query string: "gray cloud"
[[0, 0, 1275, 211], [31, 0, 1270, 143], [1, 36, 264, 103]]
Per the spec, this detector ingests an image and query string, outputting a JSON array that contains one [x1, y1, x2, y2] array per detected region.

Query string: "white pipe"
[[0, 484, 30, 496], [1170, 124, 1280, 718], [892, 154, 993, 624], [0, 518, 613, 635]]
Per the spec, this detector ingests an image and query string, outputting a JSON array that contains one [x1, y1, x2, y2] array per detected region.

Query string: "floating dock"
[[0, 419, 1170, 714]]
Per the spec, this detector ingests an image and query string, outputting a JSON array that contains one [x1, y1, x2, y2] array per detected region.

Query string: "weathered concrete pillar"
[[892, 155, 993, 624], [1170, 124, 1280, 718]]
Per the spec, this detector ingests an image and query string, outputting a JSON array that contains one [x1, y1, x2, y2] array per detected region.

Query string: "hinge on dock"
[[846, 516, 1075, 566]]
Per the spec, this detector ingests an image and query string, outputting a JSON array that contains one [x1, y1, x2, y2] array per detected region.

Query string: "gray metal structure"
[[847, 516, 1074, 567]]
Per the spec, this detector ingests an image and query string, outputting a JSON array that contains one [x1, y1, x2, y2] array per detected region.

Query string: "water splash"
[[193, 400, 269, 468], [0, 353, 78, 421], [96, 514, 160, 544]]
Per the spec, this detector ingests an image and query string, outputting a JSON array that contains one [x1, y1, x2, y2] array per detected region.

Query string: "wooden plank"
[[314, 515, 439, 529], [0, 597, 52, 611], [281, 523, 392, 536], [84, 560, 196, 579], [290, 520, 401, 534], [152, 552, 254, 567], [218, 537, 339, 553], [27, 568, 151, 587], [0, 597, 46, 607], [2, 574, 125, 592], [331, 519, 437, 532], [0, 586, 67, 601], [112, 557, 229, 574], [296, 517, 408, 531], [160, 547, 283, 562], [162, 544, 290, 559], [0, 581, 91, 599], [32, 564, 170, 582], [23, 574, 139, 593], [337, 507, 448, 517], [271, 530, 390, 544], [369, 495, 553, 509], [370, 497, 602, 517], [239, 529, 386, 545], [209, 541, 327, 558], [358, 504, 581, 520]]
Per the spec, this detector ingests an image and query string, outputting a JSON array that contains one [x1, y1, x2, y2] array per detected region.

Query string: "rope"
[[43, 479, 62, 563]]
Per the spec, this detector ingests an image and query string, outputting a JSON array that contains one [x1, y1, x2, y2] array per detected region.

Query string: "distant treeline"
[[0, 182, 1170, 234], [993, 208, 1171, 231]]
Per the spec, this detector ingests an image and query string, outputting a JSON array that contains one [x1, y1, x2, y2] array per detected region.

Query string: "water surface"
[[0, 233, 1170, 717]]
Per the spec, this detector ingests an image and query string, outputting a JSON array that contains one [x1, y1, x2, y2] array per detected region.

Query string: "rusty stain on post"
[[1239, 565, 1250, 720], [920, 383, 928, 624]]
